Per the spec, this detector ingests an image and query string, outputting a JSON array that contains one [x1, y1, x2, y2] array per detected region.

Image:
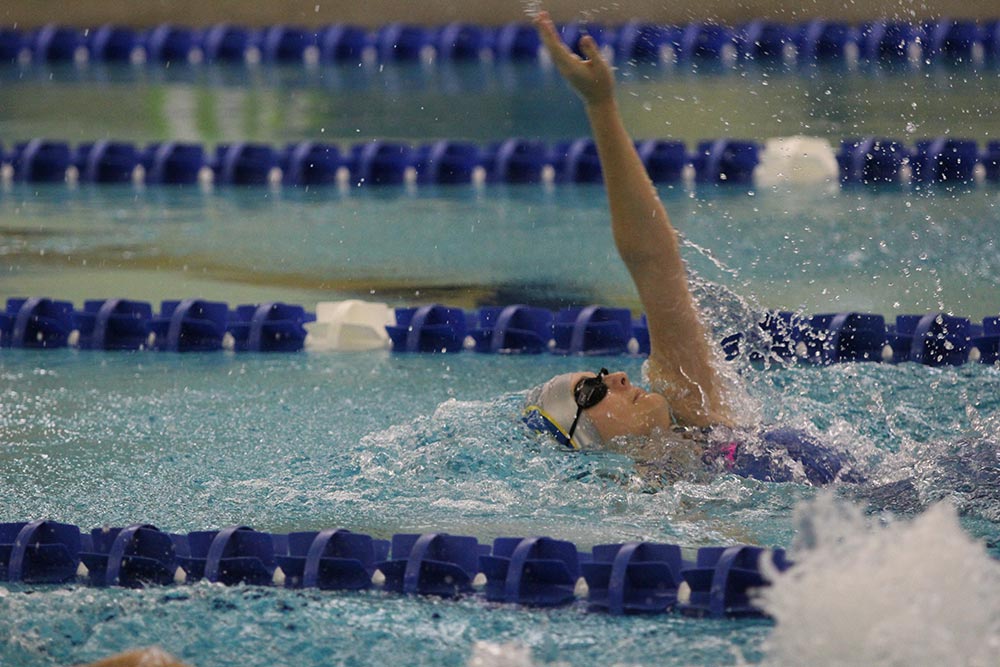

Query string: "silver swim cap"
[[522, 372, 603, 450]]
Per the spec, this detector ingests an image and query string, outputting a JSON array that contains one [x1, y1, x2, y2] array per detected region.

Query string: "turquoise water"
[[3, 346, 1000, 540], [3, 184, 1000, 318], [2, 58, 1000, 666], [2, 61, 999, 144], [1, 342, 998, 666]]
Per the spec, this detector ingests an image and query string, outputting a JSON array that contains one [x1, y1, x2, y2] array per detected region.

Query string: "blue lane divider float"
[[485, 139, 551, 184], [416, 141, 482, 185], [350, 141, 416, 186], [376, 23, 434, 62], [5, 136, 999, 187], [736, 21, 794, 61], [0, 298, 312, 353], [30, 25, 85, 63], [796, 313, 888, 364], [201, 25, 253, 64], [469, 305, 553, 354], [679, 23, 739, 62], [887, 313, 976, 366], [615, 22, 674, 63], [0, 297, 74, 349], [910, 139, 979, 184], [582, 541, 686, 614], [381, 305, 1000, 366], [551, 306, 634, 356], [1, 520, 794, 620], [921, 19, 983, 62], [858, 21, 920, 62], [10, 139, 72, 183], [259, 25, 314, 64], [765, 310, 900, 364], [434, 23, 492, 61], [282, 141, 343, 186], [480, 536, 580, 606], [378, 533, 486, 597], [10, 296, 1000, 367], [80, 524, 177, 587], [1, 520, 81, 584], [213, 143, 280, 186], [3, 19, 999, 67], [144, 25, 197, 64], [677, 545, 792, 617], [793, 21, 858, 62], [144, 142, 207, 185], [148, 299, 229, 352], [175, 526, 276, 586], [228, 303, 310, 353], [87, 25, 140, 63], [387, 305, 467, 353], [984, 141, 1000, 182], [692, 139, 760, 185], [555, 138, 603, 183], [74, 299, 153, 351], [745, 310, 1000, 367], [637, 140, 688, 183], [276, 529, 389, 590], [836, 138, 908, 184]]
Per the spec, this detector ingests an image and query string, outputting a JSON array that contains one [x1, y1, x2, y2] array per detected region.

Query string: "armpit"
[[646, 352, 727, 428]]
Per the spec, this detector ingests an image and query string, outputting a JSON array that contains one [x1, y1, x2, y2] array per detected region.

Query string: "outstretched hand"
[[533, 11, 615, 107]]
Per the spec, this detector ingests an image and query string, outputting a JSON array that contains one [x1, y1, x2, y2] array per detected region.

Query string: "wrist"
[[584, 95, 618, 116]]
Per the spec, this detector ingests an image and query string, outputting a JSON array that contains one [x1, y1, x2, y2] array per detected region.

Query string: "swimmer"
[[524, 12, 730, 443], [82, 647, 189, 667], [523, 12, 852, 486]]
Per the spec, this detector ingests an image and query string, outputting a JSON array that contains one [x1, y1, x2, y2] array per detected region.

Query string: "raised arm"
[[535, 12, 731, 427]]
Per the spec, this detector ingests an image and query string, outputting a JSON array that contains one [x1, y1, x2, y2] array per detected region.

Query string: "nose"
[[605, 371, 630, 390]]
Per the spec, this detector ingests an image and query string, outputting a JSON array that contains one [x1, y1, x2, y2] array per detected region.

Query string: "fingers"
[[534, 10, 580, 67], [535, 12, 606, 68], [578, 35, 601, 61]]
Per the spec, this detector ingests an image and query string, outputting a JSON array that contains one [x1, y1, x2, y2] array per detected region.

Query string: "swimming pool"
[[3, 36, 1000, 667]]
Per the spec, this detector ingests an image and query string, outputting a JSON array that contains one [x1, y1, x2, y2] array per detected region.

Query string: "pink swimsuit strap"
[[718, 441, 739, 469]]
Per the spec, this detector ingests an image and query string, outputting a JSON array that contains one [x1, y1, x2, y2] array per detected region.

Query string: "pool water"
[[1, 343, 998, 666], [4, 184, 1000, 318], [2, 60, 1000, 144], [2, 56, 1000, 666]]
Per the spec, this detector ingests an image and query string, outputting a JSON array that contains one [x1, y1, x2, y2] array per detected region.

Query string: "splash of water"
[[521, 1, 542, 19], [466, 641, 538, 667], [759, 494, 1000, 667]]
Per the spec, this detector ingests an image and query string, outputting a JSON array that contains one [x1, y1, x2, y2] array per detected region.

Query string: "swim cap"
[[522, 372, 603, 450]]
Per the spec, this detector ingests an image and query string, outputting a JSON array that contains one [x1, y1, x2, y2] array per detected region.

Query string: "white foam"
[[466, 641, 536, 667], [759, 494, 1000, 667]]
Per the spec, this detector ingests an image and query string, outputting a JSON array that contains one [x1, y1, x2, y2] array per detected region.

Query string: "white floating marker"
[[306, 300, 394, 351], [756, 136, 839, 187]]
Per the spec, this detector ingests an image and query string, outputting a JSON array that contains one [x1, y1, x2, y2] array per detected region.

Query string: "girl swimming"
[[522, 12, 854, 487]]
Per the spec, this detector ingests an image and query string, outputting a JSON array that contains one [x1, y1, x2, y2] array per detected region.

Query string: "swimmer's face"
[[569, 370, 672, 441]]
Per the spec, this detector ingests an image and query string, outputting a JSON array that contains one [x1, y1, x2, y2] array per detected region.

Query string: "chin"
[[640, 391, 669, 412], [638, 393, 672, 429]]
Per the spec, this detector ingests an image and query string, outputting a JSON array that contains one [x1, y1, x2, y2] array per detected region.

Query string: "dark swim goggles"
[[566, 368, 609, 441]]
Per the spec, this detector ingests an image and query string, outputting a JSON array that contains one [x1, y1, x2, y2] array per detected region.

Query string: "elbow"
[[616, 233, 681, 271], [618, 244, 665, 267], [613, 214, 679, 260]]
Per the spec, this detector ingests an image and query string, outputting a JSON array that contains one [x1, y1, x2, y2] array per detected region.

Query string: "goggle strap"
[[566, 408, 583, 442]]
